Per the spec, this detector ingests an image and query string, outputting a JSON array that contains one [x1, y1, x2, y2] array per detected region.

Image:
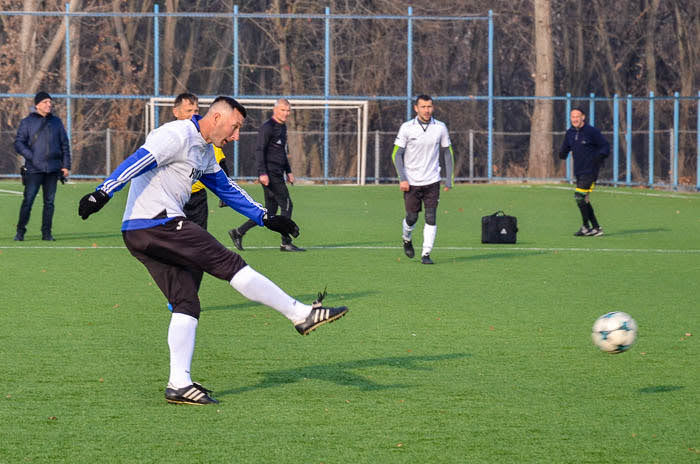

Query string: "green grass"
[[1, 180, 698, 463]]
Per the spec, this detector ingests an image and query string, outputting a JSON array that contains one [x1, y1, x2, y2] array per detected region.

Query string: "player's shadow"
[[605, 228, 669, 237], [202, 290, 376, 312], [638, 385, 684, 394], [217, 352, 471, 396]]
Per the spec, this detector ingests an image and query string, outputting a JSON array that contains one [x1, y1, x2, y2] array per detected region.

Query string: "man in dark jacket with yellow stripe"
[[559, 108, 609, 237], [13, 92, 71, 241]]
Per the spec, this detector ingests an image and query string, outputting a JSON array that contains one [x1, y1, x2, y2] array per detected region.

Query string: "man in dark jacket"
[[228, 98, 305, 252], [14, 91, 71, 241], [559, 108, 609, 237]]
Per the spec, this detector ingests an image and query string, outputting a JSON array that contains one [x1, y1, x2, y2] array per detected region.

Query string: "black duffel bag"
[[481, 210, 518, 244]]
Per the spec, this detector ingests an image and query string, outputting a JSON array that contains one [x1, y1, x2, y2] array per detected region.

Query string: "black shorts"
[[123, 218, 247, 319], [575, 174, 597, 193], [404, 182, 440, 213]]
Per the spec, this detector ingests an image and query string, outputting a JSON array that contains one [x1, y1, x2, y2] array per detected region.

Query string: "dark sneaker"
[[228, 228, 244, 251], [403, 239, 415, 258], [586, 227, 604, 237], [165, 382, 219, 405], [280, 243, 306, 252], [42, 235, 55, 241], [13, 233, 24, 241], [574, 226, 590, 237], [294, 289, 348, 336], [421, 254, 434, 265]]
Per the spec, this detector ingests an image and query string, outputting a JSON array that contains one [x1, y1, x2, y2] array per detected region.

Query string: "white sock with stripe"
[[167, 312, 197, 389], [402, 218, 415, 241], [230, 265, 311, 323], [422, 224, 437, 257]]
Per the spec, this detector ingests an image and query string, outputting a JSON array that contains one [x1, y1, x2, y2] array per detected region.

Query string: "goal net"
[[145, 97, 369, 184]]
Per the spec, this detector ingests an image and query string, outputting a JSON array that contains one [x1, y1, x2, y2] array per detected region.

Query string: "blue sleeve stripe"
[[227, 176, 265, 210], [100, 148, 157, 195]]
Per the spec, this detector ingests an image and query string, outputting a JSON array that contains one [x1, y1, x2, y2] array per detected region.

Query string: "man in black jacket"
[[14, 92, 71, 241], [559, 108, 609, 237], [228, 98, 305, 252]]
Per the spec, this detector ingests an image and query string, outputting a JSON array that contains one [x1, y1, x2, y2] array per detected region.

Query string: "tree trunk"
[[527, 0, 554, 179]]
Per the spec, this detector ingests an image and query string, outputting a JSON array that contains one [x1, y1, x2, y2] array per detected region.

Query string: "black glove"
[[262, 214, 300, 238], [78, 189, 110, 220]]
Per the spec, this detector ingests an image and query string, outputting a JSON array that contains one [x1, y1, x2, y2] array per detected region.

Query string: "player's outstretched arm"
[[78, 190, 110, 220], [262, 214, 299, 238]]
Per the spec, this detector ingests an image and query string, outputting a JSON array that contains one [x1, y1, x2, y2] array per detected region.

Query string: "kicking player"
[[558, 108, 609, 236], [392, 94, 454, 265], [78, 97, 348, 405]]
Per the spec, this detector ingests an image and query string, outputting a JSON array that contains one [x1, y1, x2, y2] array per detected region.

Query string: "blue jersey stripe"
[[100, 148, 157, 195]]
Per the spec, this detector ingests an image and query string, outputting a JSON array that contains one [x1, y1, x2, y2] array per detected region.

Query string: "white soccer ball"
[[591, 312, 638, 354]]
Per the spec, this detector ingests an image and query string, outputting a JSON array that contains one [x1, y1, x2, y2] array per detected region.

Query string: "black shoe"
[[228, 229, 244, 251], [585, 227, 604, 237], [280, 243, 306, 252], [42, 235, 55, 241], [13, 233, 24, 241], [294, 289, 348, 336], [403, 239, 415, 258], [165, 383, 219, 405], [421, 254, 434, 265], [574, 226, 590, 237]]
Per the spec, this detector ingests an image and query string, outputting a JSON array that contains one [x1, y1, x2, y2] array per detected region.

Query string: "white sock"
[[402, 218, 415, 241], [167, 313, 198, 389], [230, 265, 311, 323], [422, 224, 437, 257]]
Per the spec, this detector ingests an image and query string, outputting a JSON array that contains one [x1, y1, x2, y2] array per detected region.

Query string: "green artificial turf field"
[[1, 180, 698, 463]]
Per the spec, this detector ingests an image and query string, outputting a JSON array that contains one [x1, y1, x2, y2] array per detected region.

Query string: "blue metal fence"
[[0, 5, 698, 189]]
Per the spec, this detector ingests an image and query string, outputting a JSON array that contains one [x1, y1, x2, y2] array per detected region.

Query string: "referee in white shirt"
[[392, 94, 454, 265]]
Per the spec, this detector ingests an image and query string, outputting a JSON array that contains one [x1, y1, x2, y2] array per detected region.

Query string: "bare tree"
[[527, 0, 554, 178]]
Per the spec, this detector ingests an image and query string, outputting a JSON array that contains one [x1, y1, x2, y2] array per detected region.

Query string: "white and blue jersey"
[[97, 115, 266, 231]]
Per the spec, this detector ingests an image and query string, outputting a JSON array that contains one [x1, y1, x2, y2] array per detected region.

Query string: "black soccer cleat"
[[421, 254, 434, 265], [403, 239, 415, 258], [294, 289, 348, 336], [165, 382, 219, 405], [228, 228, 244, 251], [574, 226, 590, 236], [280, 243, 306, 252]]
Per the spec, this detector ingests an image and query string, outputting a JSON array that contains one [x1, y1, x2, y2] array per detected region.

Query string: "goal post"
[[145, 97, 370, 184]]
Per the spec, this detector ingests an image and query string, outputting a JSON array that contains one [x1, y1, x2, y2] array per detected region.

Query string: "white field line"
[[531, 184, 699, 200], [2, 244, 699, 254], [0, 189, 23, 195]]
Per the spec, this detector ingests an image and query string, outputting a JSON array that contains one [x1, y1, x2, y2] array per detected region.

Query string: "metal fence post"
[[697, 90, 700, 191], [648, 91, 654, 187], [613, 94, 619, 185], [374, 130, 380, 184], [487, 10, 494, 182], [406, 7, 413, 120], [106, 128, 111, 176], [589, 93, 595, 126], [153, 4, 160, 125], [469, 129, 474, 182], [626, 95, 632, 185], [323, 6, 330, 185], [672, 91, 679, 188], [233, 4, 239, 178], [565, 93, 571, 182], [65, 3, 72, 154]]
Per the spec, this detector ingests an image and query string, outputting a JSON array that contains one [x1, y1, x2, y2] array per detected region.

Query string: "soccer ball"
[[591, 312, 638, 354]]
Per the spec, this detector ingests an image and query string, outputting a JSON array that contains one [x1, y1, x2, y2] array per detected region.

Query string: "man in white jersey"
[[78, 97, 348, 405], [392, 94, 454, 264]]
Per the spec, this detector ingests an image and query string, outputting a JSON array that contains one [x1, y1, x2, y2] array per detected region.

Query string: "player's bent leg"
[[402, 212, 419, 258], [230, 266, 348, 336]]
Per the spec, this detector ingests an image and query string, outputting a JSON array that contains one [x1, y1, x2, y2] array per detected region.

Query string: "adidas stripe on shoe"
[[165, 383, 219, 405], [294, 289, 348, 336]]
